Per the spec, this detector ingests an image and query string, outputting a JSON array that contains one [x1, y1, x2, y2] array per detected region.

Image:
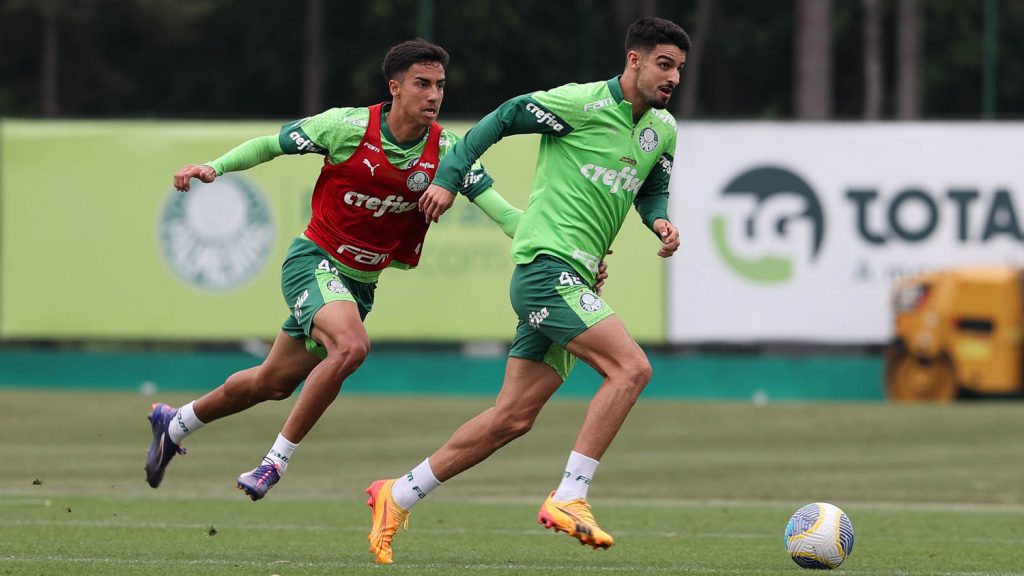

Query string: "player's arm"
[[434, 94, 577, 189], [173, 136, 283, 192], [445, 132, 523, 239], [634, 150, 680, 258], [420, 91, 579, 221], [172, 111, 343, 192], [471, 187, 522, 239]]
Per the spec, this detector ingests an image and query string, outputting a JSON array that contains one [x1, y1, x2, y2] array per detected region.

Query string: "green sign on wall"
[[0, 120, 665, 343]]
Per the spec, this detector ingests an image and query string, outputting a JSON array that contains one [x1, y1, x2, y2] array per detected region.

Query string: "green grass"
[[2, 389, 1024, 575]]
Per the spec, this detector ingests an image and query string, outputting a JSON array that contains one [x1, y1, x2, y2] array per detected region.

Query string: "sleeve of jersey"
[[633, 148, 674, 232], [432, 90, 578, 193], [204, 135, 284, 176], [277, 108, 362, 157], [439, 129, 494, 201], [472, 188, 522, 239]]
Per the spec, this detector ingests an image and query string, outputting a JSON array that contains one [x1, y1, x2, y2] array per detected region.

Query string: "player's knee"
[[633, 357, 653, 386], [615, 356, 652, 402], [492, 410, 535, 442], [323, 338, 370, 376]]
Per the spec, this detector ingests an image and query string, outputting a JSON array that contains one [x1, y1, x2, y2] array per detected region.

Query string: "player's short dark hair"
[[625, 17, 691, 54], [382, 39, 450, 81]]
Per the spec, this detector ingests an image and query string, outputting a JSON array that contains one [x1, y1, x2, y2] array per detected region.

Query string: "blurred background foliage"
[[1, 0, 1022, 120]]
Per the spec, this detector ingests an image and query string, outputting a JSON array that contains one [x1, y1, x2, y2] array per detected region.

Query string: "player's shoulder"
[[317, 106, 370, 128], [650, 108, 678, 130], [438, 126, 460, 149], [534, 79, 608, 103]]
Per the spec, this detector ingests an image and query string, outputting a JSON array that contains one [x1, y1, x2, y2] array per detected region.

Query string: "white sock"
[[168, 401, 205, 445], [553, 451, 599, 501], [263, 433, 298, 473], [391, 458, 442, 510]]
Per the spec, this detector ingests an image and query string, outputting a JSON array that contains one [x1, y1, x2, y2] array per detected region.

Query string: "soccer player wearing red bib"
[[144, 39, 524, 501]]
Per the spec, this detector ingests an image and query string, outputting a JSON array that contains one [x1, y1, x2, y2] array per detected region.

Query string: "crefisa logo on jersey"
[[407, 170, 430, 192], [638, 127, 659, 153], [159, 174, 275, 291]]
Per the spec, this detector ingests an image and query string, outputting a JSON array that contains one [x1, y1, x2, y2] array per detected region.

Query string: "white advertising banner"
[[669, 123, 1024, 344]]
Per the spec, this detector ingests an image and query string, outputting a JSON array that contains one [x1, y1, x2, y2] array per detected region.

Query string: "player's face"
[[390, 62, 446, 127], [631, 45, 686, 110]]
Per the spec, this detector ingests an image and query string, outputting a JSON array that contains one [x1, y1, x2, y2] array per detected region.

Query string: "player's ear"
[[626, 50, 642, 70], [388, 78, 400, 98]]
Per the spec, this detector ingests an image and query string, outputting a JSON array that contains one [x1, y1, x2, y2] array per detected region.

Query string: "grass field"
[[2, 388, 1024, 575]]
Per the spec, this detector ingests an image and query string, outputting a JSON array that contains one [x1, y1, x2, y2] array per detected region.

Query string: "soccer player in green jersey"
[[144, 39, 532, 501], [366, 18, 689, 563]]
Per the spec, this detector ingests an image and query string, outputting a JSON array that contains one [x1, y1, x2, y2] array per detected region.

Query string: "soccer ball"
[[784, 502, 855, 569]]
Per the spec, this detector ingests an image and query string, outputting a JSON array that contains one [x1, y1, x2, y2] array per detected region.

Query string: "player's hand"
[[173, 164, 217, 192], [419, 183, 456, 223], [594, 249, 613, 296], [653, 219, 680, 258]]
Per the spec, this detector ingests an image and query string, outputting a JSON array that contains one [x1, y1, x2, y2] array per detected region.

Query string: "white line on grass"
[[0, 517, 763, 539], [6, 493, 1022, 513], [1, 556, 1023, 576]]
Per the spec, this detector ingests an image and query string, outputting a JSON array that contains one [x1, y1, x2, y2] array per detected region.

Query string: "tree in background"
[[677, 0, 714, 119], [303, 0, 326, 116], [794, 0, 833, 119], [0, 0, 1020, 120], [862, 0, 883, 119], [896, 0, 922, 119]]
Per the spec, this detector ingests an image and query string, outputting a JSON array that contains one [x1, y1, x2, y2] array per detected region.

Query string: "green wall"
[[0, 347, 884, 401], [0, 120, 665, 342]]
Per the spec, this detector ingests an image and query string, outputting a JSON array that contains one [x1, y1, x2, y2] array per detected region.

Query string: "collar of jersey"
[[607, 75, 659, 126], [607, 76, 626, 103], [380, 102, 429, 151]]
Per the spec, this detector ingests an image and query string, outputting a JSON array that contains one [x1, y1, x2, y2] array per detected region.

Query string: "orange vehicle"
[[886, 265, 1024, 401]]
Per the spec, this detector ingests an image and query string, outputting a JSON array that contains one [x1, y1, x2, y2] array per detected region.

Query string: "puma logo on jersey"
[[362, 158, 380, 176], [363, 142, 381, 153]]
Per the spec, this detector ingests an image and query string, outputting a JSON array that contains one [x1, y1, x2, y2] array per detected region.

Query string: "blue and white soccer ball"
[[784, 502, 855, 569]]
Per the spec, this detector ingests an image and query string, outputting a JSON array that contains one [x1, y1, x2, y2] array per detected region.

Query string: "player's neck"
[[384, 107, 429, 144], [619, 72, 650, 123]]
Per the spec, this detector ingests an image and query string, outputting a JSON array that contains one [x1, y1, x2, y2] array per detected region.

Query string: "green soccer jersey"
[[433, 77, 676, 285]]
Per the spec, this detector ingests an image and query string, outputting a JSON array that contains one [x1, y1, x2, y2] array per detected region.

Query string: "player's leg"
[[280, 300, 369, 442], [430, 355, 563, 480], [366, 256, 578, 563], [536, 315, 650, 550], [237, 238, 375, 501], [563, 314, 651, 461], [237, 301, 368, 501], [498, 257, 629, 548], [193, 331, 321, 422], [367, 354, 563, 565], [145, 331, 321, 489]]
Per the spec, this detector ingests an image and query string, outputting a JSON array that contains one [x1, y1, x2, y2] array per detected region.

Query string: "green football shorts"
[[280, 237, 376, 357], [508, 255, 615, 381]]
